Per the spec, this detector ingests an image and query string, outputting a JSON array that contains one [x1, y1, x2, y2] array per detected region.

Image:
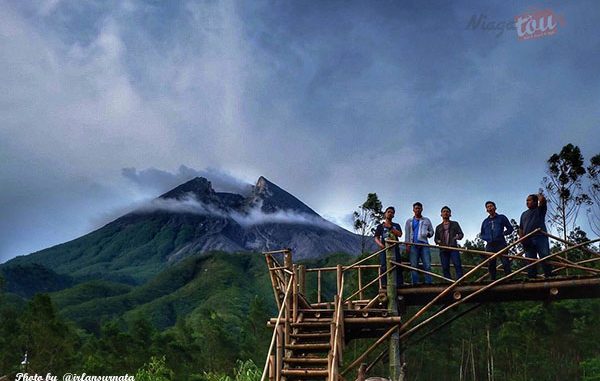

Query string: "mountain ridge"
[[2, 176, 366, 288]]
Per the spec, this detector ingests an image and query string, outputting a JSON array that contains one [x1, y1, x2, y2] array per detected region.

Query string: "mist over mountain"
[[3, 176, 364, 286]]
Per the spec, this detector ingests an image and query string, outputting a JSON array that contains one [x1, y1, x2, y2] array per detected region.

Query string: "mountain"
[[2, 176, 365, 289]]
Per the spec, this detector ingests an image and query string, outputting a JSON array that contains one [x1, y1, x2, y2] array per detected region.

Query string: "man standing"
[[405, 202, 434, 284], [480, 201, 514, 280], [434, 206, 464, 280], [519, 193, 552, 278], [374, 206, 403, 289]]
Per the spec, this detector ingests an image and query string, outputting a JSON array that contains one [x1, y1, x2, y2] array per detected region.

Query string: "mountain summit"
[[5, 176, 363, 283]]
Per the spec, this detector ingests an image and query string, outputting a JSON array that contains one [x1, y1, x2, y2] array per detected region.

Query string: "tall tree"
[[542, 144, 590, 243], [353, 193, 383, 253], [586, 153, 600, 237]]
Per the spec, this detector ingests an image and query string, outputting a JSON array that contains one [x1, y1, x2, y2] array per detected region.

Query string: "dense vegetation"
[[1, 249, 600, 380]]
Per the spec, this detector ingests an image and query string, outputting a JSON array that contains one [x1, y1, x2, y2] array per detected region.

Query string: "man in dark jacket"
[[374, 206, 403, 288], [480, 201, 514, 280], [434, 206, 464, 280], [519, 193, 552, 278]]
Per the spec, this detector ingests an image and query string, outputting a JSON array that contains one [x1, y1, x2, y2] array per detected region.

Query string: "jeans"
[[486, 242, 512, 280], [524, 235, 552, 278], [409, 244, 432, 284], [379, 248, 404, 288], [439, 249, 463, 280]]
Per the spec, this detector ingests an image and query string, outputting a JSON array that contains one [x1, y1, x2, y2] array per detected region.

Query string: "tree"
[[353, 193, 383, 253], [542, 144, 590, 243], [587, 153, 600, 237], [135, 356, 174, 381]]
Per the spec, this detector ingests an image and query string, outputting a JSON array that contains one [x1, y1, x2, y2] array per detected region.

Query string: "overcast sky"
[[1, 0, 599, 263]]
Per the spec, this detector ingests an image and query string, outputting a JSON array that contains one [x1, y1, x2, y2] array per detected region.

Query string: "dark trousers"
[[439, 249, 463, 280], [486, 242, 512, 280], [523, 236, 552, 278], [379, 249, 403, 288]]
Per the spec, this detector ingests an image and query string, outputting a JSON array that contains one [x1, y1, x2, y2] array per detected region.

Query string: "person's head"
[[384, 206, 395, 220], [485, 201, 497, 216], [440, 206, 451, 220], [526, 194, 539, 209], [413, 202, 423, 217]]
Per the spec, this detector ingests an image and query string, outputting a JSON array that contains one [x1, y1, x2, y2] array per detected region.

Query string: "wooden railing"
[[262, 232, 600, 381], [329, 265, 345, 381]]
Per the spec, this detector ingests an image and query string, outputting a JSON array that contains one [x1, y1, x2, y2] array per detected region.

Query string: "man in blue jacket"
[[480, 201, 514, 280], [405, 202, 434, 284]]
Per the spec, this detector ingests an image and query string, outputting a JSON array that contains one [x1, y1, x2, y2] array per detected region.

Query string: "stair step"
[[286, 343, 331, 351], [292, 321, 331, 327], [290, 332, 331, 339], [284, 357, 329, 365], [281, 369, 329, 377]]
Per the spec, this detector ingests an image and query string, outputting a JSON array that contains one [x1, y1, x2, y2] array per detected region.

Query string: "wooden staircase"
[[283, 309, 334, 380]]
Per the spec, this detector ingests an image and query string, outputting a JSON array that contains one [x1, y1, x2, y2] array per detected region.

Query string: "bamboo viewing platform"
[[260, 231, 600, 381]]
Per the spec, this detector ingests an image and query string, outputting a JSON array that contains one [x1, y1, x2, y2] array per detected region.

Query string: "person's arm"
[[518, 215, 524, 238], [454, 222, 464, 241], [404, 219, 411, 243], [391, 223, 402, 239], [480, 220, 488, 242], [502, 215, 514, 235], [434, 224, 441, 244], [426, 218, 434, 238], [374, 225, 385, 249], [538, 193, 547, 206]]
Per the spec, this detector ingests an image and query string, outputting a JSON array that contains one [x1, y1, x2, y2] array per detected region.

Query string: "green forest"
[[2, 249, 600, 381]]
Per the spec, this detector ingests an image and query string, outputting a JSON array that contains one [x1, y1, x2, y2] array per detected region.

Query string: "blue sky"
[[1, 0, 599, 262]]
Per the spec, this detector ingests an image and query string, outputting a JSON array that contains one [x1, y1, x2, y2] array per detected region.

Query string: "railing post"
[[276, 325, 283, 381], [318, 270, 322, 304], [358, 266, 364, 300], [337, 264, 343, 296], [293, 264, 298, 323], [386, 239, 402, 381], [299, 264, 306, 296]]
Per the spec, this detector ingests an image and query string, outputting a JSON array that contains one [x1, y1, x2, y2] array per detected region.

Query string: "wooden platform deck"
[[396, 276, 600, 305]]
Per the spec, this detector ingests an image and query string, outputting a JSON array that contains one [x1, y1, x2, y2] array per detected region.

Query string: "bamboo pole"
[[345, 265, 396, 302], [543, 231, 600, 258], [387, 240, 401, 381], [398, 238, 600, 343], [306, 264, 380, 272], [265, 255, 283, 310], [317, 270, 322, 304], [276, 325, 283, 381], [358, 267, 364, 300], [345, 246, 391, 272], [341, 324, 399, 376], [299, 265, 306, 295], [407, 304, 482, 346], [400, 229, 541, 332], [392, 261, 453, 283], [261, 274, 295, 381], [366, 348, 388, 374], [293, 264, 298, 323]]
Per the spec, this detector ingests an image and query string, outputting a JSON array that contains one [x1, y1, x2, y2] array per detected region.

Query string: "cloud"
[[1, 1, 599, 262], [122, 165, 253, 195], [131, 193, 337, 229]]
